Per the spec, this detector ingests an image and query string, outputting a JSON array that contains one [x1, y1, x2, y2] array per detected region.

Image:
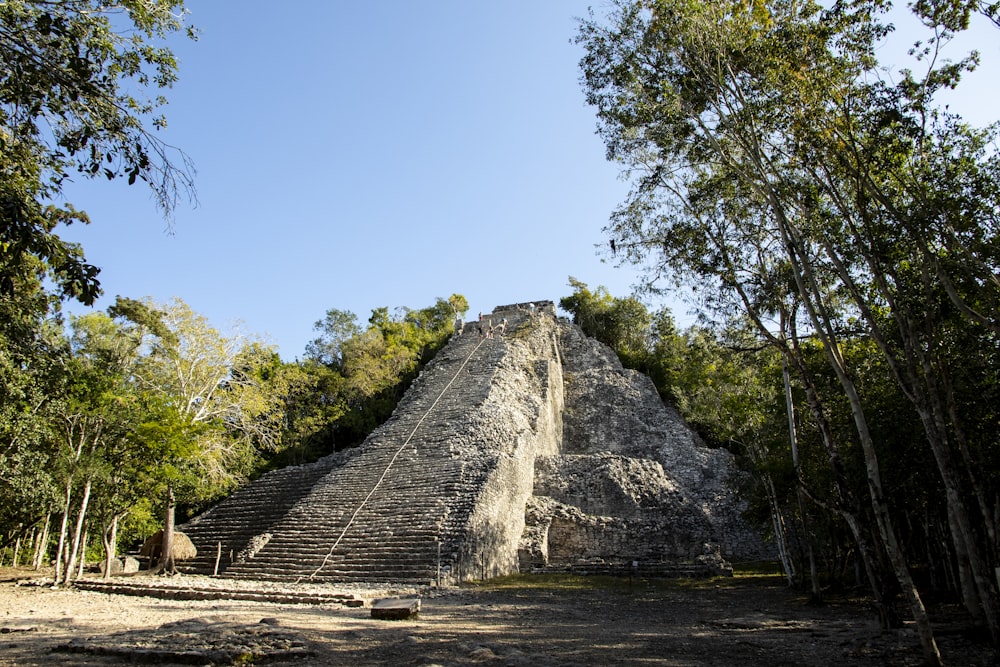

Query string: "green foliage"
[[560, 277, 651, 369], [448, 294, 469, 317], [0, 1, 196, 558], [0, 0, 196, 304], [577, 0, 1000, 646], [0, 273, 66, 537], [0, 295, 290, 565], [278, 294, 468, 460], [304, 309, 360, 368]]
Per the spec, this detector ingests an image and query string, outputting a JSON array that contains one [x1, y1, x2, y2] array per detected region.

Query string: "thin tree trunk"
[[813, 202, 999, 643], [720, 243, 895, 623], [76, 524, 88, 579], [64, 478, 92, 583], [748, 435, 796, 587], [24, 527, 38, 568], [32, 514, 50, 571], [941, 372, 1000, 603], [61, 537, 70, 583], [765, 472, 796, 587], [53, 480, 73, 585], [779, 214, 942, 665], [102, 515, 120, 580], [783, 357, 821, 602], [159, 487, 177, 575]]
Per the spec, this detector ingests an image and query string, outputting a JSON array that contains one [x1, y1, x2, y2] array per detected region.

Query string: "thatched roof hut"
[[139, 530, 197, 561]]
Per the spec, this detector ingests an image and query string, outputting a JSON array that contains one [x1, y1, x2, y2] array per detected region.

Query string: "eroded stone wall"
[[179, 301, 769, 584], [517, 320, 772, 571], [451, 306, 564, 580]]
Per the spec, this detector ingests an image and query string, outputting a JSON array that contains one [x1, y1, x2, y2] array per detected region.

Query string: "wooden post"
[[213, 542, 222, 576]]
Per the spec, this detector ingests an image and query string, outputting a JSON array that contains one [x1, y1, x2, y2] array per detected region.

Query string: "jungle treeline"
[[0, 1, 471, 582], [2, 0, 1000, 664], [572, 0, 1000, 663], [0, 286, 468, 582]]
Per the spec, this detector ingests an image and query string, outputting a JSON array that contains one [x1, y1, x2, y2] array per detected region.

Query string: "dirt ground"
[[0, 567, 994, 666]]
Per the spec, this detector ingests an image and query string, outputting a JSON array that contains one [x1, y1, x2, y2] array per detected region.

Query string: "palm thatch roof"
[[139, 530, 197, 561]]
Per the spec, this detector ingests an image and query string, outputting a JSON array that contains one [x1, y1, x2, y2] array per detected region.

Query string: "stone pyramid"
[[177, 302, 770, 585]]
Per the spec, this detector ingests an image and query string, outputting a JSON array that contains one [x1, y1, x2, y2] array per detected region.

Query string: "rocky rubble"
[[517, 320, 772, 571], [174, 304, 770, 585]]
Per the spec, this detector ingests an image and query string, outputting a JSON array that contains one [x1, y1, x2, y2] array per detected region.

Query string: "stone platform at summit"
[[177, 301, 770, 585]]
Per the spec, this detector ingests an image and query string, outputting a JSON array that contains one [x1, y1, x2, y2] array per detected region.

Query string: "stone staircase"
[[174, 301, 769, 587], [176, 454, 344, 576], [179, 305, 544, 585]]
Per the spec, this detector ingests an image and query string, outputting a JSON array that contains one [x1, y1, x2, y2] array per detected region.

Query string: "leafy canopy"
[[0, 0, 196, 304]]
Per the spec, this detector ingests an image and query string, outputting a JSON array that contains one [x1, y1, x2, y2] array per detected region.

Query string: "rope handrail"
[[304, 333, 489, 581]]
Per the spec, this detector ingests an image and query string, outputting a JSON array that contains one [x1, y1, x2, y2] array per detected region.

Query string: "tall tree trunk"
[[784, 358, 821, 603], [916, 373, 996, 640], [764, 471, 796, 587], [816, 229, 1000, 643], [791, 337, 897, 625], [32, 514, 50, 571], [779, 215, 942, 666], [102, 515, 120, 580], [942, 372, 998, 579], [63, 478, 92, 583], [25, 527, 38, 568], [76, 524, 88, 579], [724, 254, 896, 622], [159, 487, 177, 575], [52, 479, 73, 585]]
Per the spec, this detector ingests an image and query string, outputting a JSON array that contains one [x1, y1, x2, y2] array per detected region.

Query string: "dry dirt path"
[[0, 569, 992, 666]]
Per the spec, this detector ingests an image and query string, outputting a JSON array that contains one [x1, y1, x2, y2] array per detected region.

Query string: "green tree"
[[49, 303, 155, 583], [0, 270, 66, 556], [283, 295, 469, 457], [0, 0, 196, 304], [448, 294, 469, 319], [130, 298, 282, 572], [559, 277, 614, 341], [560, 277, 650, 368], [266, 360, 346, 466], [574, 0, 1000, 658], [305, 309, 360, 368]]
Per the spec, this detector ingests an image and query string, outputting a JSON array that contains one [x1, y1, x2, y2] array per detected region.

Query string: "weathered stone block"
[[371, 598, 420, 620]]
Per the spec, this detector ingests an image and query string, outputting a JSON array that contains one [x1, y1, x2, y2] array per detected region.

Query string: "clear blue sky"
[[57, 2, 998, 360], [59, 2, 651, 360]]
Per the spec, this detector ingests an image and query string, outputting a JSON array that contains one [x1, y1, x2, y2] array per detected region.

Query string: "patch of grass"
[[463, 562, 789, 593], [667, 562, 787, 590], [733, 561, 785, 577], [465, 573, 638, 592]]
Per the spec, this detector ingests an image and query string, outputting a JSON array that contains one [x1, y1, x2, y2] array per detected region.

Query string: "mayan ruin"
[[176, 302, 770, 585]]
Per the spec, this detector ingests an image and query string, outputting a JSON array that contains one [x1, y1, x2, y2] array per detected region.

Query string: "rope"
[[305, 333, 489, 580]]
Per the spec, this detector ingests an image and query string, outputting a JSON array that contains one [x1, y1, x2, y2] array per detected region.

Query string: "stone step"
[[74, 580, 365, 606], [176, 310, 548, 584]]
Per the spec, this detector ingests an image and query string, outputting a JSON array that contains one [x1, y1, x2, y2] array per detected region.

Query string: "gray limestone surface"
[[178, 301, 771, 584]]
